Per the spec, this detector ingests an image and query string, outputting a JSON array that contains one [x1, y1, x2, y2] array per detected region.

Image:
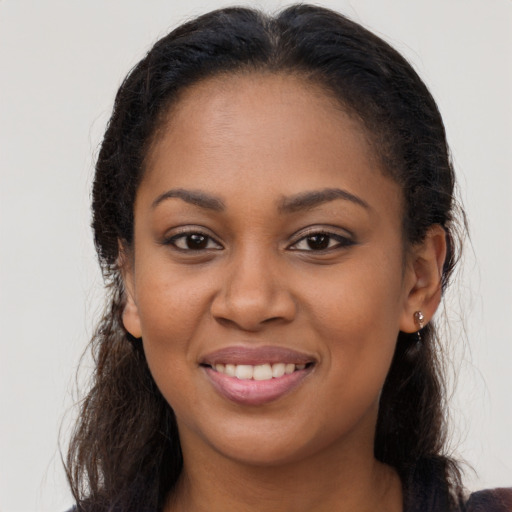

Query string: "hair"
[[67, 4, 466, 511]]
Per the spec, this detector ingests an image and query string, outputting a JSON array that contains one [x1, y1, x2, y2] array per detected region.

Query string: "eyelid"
[[287, 226, 355, 251], [162, 226, 223, 250]]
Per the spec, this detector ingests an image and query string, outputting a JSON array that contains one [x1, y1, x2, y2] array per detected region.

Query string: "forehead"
[[145, 72, 375, 171], [140, 72, 401, 219]]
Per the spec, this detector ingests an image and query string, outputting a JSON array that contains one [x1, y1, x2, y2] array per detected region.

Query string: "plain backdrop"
[[0, 1, 511, 511]]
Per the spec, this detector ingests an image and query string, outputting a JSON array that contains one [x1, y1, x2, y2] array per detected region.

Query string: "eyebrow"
[[151, 186, 369, 214], [152, 188, 225, 211], [278, 187, 370, 213]]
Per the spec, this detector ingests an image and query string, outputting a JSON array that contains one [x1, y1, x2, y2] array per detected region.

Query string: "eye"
[[289, 231, 353, 251], [167, 232, 223, 251]]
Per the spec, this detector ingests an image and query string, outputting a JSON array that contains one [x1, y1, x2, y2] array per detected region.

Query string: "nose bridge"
[[211, 241, 295, 330]]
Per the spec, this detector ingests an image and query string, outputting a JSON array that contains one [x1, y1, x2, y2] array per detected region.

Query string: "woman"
[[66, 4, 511, 511]]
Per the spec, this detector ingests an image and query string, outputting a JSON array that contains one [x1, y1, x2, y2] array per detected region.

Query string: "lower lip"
[[204, 366, 312, 406]]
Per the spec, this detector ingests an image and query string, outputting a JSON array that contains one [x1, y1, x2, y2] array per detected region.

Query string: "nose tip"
[[210, 258, 296, 331], [212, 295, 290, 331]]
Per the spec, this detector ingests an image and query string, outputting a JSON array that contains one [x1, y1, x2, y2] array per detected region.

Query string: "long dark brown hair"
[[67, 5, 466, 511]]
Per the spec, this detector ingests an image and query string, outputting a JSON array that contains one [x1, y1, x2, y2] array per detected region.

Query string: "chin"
[[177, 409, 362, 470], [212, 436, 316, 468]]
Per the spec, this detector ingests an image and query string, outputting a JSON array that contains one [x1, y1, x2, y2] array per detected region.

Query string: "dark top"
[[402, 458, 512, 511], [465, 488, 512, 511]]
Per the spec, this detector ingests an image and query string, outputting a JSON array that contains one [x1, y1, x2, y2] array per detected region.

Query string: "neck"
[[166, 431, 402, 512]]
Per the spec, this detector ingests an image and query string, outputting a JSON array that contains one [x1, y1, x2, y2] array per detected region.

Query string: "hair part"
[[67, 5, 466, 511]]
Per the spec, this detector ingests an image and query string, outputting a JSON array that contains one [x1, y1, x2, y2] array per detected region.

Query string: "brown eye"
[[306, 234, 330, 250], [168, 232, 222, 251], [186, 234, 208, 249], [290, 231, 354, 252]]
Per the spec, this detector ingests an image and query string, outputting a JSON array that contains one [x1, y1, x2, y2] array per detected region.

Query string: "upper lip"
[[200, 345, 316, 366]]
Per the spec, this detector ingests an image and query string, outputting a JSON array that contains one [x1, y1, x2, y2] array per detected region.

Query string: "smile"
[[209, 362, 308, 380], [200, 346, 316, 405]]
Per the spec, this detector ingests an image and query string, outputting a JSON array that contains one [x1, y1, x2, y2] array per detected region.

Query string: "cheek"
[[306, 250, 405, 331], [136, 275, 207, 419], [304, 252, 405, 378], [136, 259, 208, 330], [134, 266, 213, 378]]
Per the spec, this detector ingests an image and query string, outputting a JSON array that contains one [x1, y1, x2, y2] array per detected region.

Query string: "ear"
[[400, 225, 447, 333], [118, 243, 142, 339]]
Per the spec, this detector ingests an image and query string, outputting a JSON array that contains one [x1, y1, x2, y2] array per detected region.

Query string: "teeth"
[[224, 364, 236, 377], [235, 365, 253, 380], [212, 362, 308, 380], [253, 364, 273, 380], [272, 363, 285, 378]]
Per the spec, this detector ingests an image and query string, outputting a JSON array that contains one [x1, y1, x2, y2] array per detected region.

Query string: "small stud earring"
[[413, 311, 425, 344], [414, 311, 425, 330]]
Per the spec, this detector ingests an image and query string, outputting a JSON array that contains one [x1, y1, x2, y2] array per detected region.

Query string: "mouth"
[[202, 362, 313, 380], [200, 346, 316, 405]]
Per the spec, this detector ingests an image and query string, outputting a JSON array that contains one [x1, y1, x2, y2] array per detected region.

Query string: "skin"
[[122, 73, 446, 512]]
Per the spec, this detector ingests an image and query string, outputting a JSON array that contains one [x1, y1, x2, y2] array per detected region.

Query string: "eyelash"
[[288, 230, 354, 252], [164, 230, 223, 251], [164, 228, 354, 253]]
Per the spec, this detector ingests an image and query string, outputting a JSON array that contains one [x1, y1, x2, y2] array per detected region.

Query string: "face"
[[123, 73, 419, 467]]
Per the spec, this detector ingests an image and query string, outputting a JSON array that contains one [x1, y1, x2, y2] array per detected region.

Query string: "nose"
[[210, 246, 296, 332]]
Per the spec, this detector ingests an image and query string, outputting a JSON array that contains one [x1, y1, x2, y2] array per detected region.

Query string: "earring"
[[414, 311, 425, 329], [413, 311, 425, 344]]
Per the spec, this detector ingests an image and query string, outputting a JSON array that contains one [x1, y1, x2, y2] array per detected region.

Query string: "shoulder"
[[466, 488, 512, 512]]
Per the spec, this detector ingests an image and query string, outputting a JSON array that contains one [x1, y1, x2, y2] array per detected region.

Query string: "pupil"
[[307, 234, 329, 250], [187, 234, 207, 249]]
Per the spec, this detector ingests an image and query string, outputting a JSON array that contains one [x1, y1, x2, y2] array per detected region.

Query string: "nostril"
[[210, 274, 297, 330], [262, 316, 284, 324]]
